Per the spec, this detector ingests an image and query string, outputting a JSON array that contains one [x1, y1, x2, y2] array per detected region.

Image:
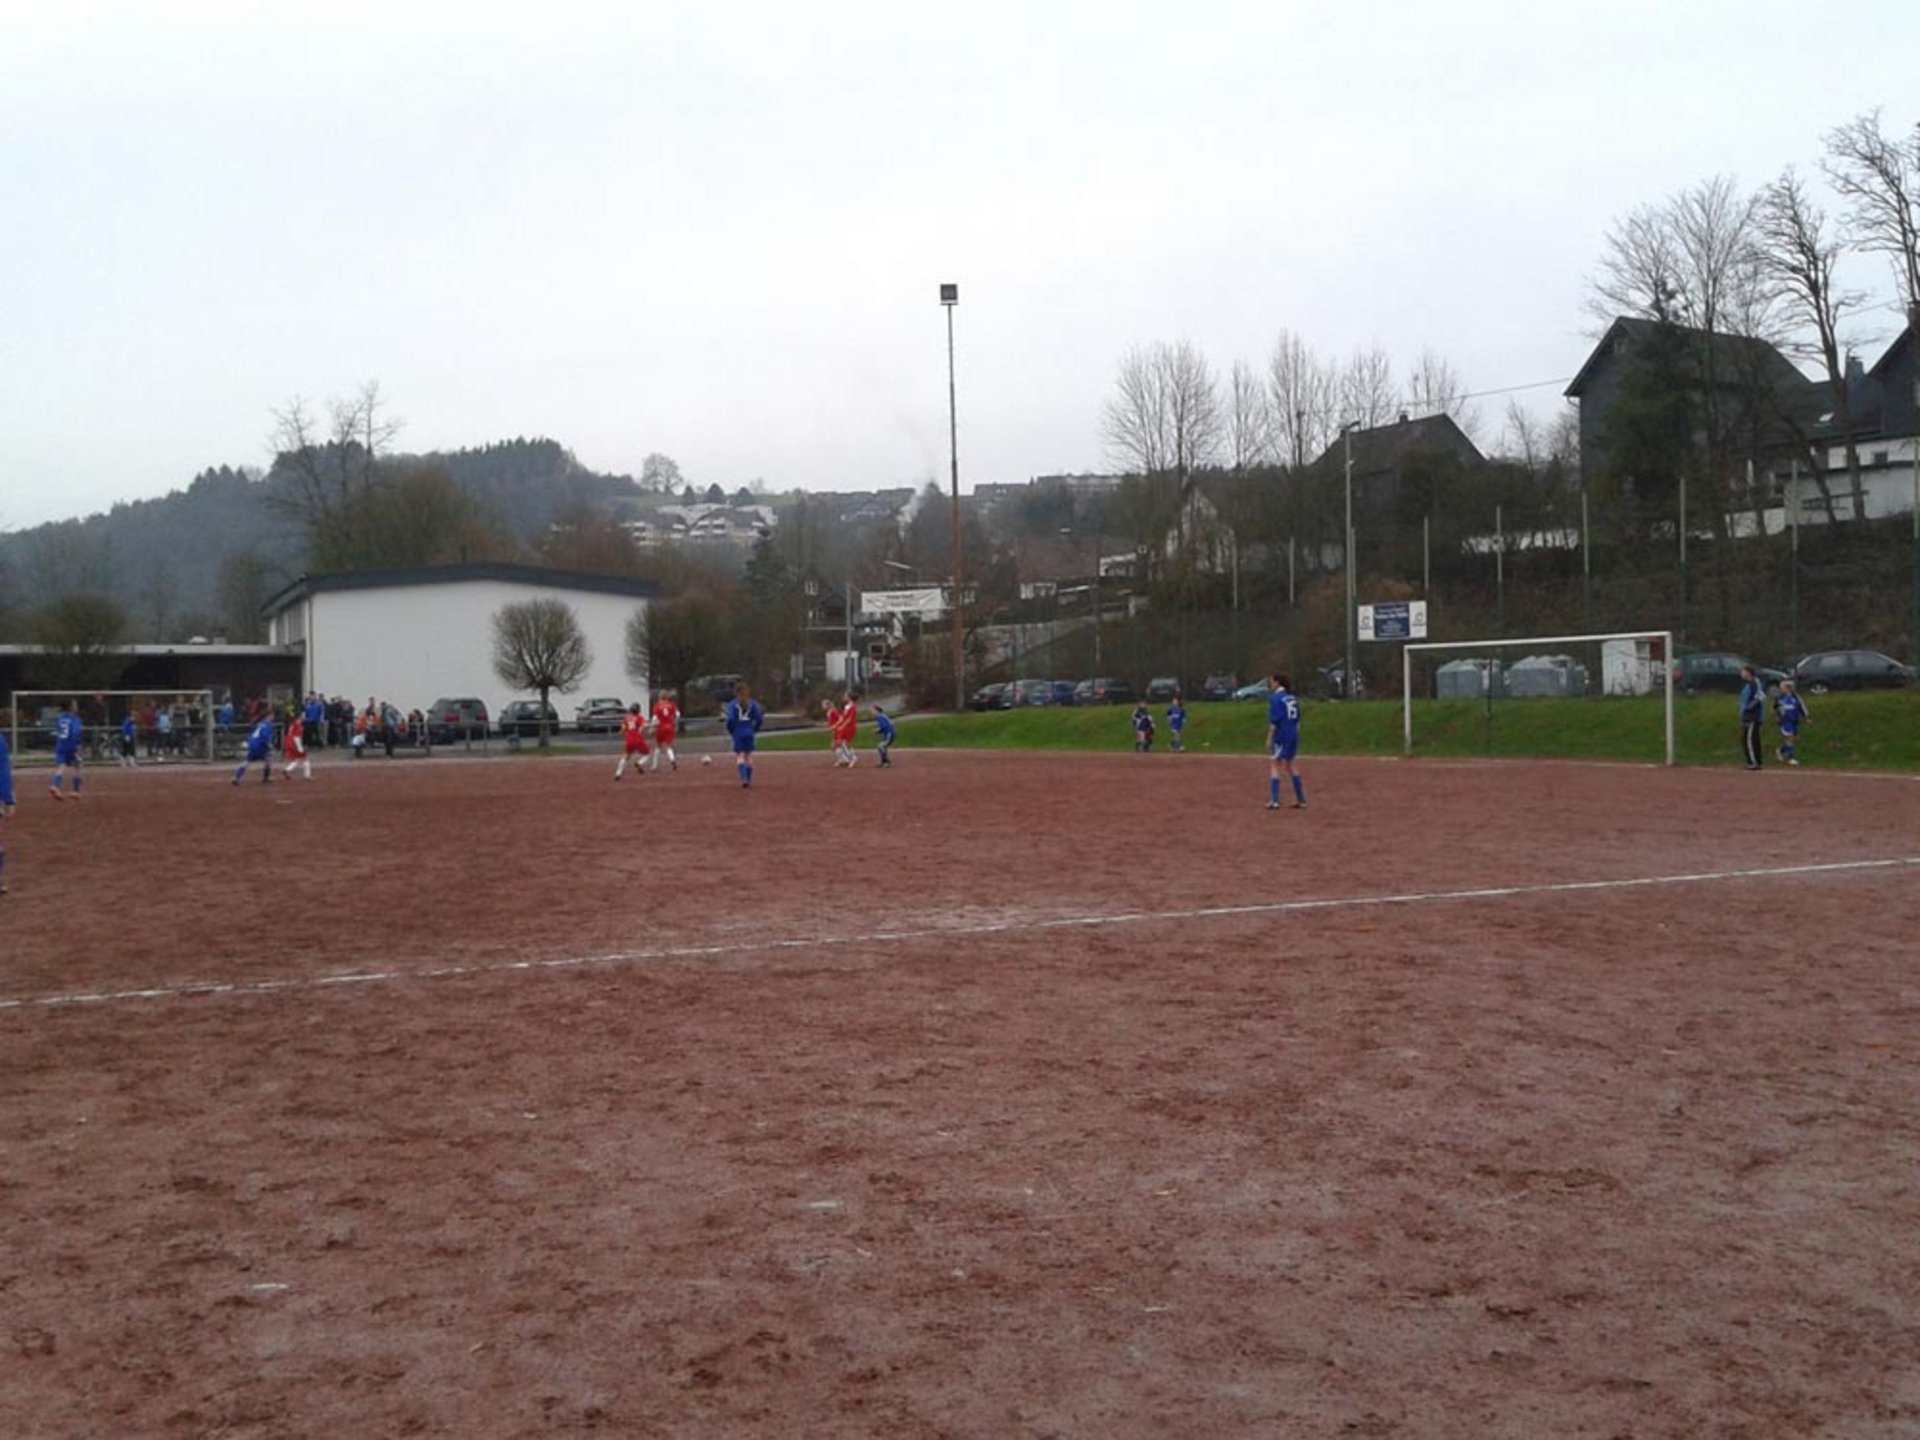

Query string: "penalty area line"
[[3, 855, 1916, 1016]]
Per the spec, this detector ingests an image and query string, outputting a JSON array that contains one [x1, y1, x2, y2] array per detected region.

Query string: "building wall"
[[1808, 439, 1920, 521], [283, 578, 648, 715]]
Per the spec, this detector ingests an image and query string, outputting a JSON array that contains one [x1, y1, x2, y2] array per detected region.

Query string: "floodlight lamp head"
[[939, 282, 959, 306]]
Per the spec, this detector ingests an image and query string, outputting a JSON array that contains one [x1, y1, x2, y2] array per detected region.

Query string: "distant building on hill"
[[625, 503, 776, 548]]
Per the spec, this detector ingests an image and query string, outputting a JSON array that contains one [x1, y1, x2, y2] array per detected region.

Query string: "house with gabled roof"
[[1565, 316, 1822, 491], [1306, 412, 1485, 510], [1812, 317, 1920, 521]]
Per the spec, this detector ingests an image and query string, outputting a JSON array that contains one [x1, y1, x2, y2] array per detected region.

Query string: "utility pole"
[[941, 283, 964, 710]]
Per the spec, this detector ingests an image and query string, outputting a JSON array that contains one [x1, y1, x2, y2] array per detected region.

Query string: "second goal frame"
[[1401, 630, 1676, 766]]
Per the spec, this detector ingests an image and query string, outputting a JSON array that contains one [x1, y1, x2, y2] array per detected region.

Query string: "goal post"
[[7, 689, 221, 765], [1401, 631, 1675, 766]]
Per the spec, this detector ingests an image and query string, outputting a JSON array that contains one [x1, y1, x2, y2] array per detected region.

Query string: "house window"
[[1871, 449, 1890, 467]]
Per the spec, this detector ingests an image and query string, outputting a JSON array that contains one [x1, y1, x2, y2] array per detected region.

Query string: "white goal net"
[[1400, 631, 1675, 766], [7, 689, 220, 765]]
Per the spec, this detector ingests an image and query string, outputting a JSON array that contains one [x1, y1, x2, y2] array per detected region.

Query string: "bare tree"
[[269, 381, 402, 570], [1589, 200, 1686, 325], [1102, 340, 1223, 479], [141, 558, 177, 641], [1266, 329, 1338, 468], [1104, 345, 1172, 475], [215, 550, 281, 642], [1225, 359, 1273, 471], [639, 453, 685, 495], [1405, 347, 1479, 438], [1823, 109, 1920, 322], [1756, 168, 1867, 519], [1673, 177, 1779, 347], [491, 598, 592, 746], [628, 591, 724, 704], [28, 593, 127, 691], [1339, 346, 1398, 429], [1500, 398, 1545, 471]]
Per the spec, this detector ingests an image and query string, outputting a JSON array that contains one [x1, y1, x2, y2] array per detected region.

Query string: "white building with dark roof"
[[262, 563, 661, 716]]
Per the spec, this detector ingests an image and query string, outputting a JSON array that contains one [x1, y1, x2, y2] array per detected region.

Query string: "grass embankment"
[[759, 691, 1920, 770]]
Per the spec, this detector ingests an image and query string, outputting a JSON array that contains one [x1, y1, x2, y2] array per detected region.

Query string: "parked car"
[[1199, 674, 1239, 701], [574, 697, 626, 732], [1232, 680, 1270, 701], [968, 682, 1012, 711], [1671, 651, 1786, 695], [499, 699, 561, 737], [426, 697, 490, 744], [1144, 676, 1182, 702], [1049, 679, 1078, 706], [1789, 649, 1915, 693], [1074, 677, 1136, 705], [1011, 678, 1055, 706]]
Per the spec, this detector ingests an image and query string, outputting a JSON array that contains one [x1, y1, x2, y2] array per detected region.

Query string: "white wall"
[[293, 579, 648, 717]]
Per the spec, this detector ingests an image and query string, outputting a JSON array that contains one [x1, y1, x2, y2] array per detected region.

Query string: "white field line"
[[3, 855, 1915, 1016]]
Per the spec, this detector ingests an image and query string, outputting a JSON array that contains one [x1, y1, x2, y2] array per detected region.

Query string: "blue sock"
[[233, 763, 247, 782], [73, 775, 83, 794], [50, 774, 63, 792], [744, 762, 753, 787], [1269, 777, 1280, 804], [1292, 774, 1305, 804]]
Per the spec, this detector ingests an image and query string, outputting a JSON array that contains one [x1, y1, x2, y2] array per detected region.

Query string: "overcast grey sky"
[[4, 0, 1915, 530]]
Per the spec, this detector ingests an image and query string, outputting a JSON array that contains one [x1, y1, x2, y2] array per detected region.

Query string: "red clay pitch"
[[2, 747, 1917, 1437]]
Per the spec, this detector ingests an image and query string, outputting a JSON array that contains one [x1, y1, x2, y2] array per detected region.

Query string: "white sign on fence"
[[1359, 600, 1428, 641], [858, 587, 951, 619]]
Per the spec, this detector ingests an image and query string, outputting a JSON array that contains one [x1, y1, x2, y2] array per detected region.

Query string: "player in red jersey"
[[648, 691, 680, 772], [613, 702, 651, 781], [281, 713, 313, 780], [830, 690, 859, 768]]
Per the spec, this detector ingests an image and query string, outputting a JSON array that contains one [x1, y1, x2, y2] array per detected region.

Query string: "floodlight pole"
[[1341, 420, 1361, 698], [941, 283, 964, 712]]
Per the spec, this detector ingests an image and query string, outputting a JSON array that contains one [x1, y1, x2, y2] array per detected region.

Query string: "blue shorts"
[[731, 735, 756, 755], [54, 745, 80, 766], [246, 744, 271, 762], [1270, 739, 1298, 762]]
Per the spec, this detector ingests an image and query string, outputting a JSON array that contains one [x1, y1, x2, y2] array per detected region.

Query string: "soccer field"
[[3, 751, 1917, 1437]]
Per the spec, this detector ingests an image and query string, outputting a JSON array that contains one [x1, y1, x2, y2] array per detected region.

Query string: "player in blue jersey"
[[873, 704, 897, 767], [1166, 694, 1187, 753], [118, 711, 138, 767], [1773, 679, 1810, 766], [48, 700, 85, 800], [1266, 672, 1304, 810], [0, 726, 15, 893], [1737, 665, 1766, 770], [232, 713, 276, 786], [723, 681, 764, 788], [1131, 702, 1155, 752]]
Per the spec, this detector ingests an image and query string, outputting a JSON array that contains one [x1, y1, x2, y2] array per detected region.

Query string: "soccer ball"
[[701, 754, 714, 767]]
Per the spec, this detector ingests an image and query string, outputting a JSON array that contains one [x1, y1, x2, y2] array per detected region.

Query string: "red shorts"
[[653, 730, 675, 747], [624, 737, 651, 755]]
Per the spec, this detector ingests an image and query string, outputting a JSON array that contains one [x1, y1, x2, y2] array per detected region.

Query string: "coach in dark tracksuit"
[[1738, 665, 1766, 770]]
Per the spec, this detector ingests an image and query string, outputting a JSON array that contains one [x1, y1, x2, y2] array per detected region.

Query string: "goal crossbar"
[[1401, 630, 1675, 766]]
